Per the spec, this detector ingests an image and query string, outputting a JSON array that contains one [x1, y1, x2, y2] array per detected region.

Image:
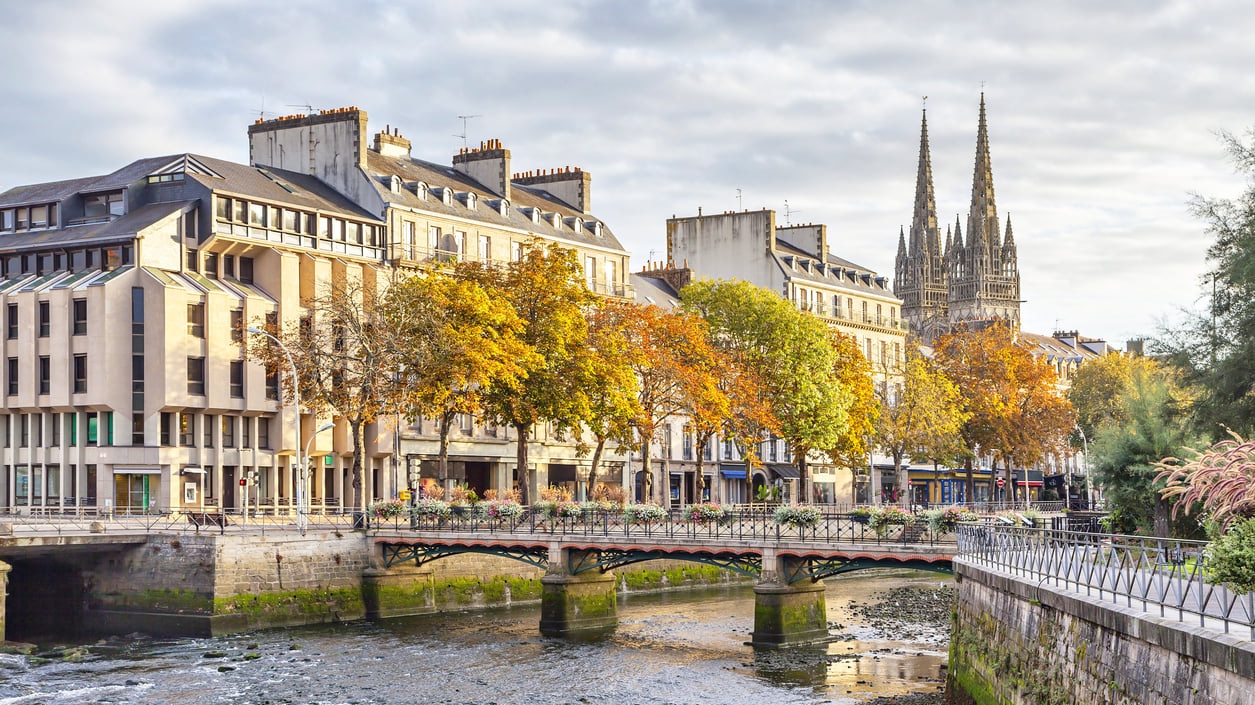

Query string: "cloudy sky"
[[3, 0, 1251, 346]]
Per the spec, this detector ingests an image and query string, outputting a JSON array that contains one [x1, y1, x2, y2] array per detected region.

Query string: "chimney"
[[513, 165, 592, 214], [373, 125, 412, 159], [452, 138, 511, 199]]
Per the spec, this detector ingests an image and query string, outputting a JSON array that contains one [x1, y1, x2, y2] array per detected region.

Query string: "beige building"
[[0, 106, 634, 514]]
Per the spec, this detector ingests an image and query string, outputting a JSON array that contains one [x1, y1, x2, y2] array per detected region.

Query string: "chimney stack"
[[373, 125, 412, 159], [452, 138, 511, 199], [513, 166, 592, 214]]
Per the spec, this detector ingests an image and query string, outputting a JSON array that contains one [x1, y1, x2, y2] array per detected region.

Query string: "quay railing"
[[956, 524, 1255, 640], [0, 507, 363, 537], [382, 506, 954, 547]]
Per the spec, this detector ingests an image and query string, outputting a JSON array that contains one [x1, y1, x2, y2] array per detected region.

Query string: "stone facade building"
[[894, 94, 1020, 343], [0, 107, 633, 514]]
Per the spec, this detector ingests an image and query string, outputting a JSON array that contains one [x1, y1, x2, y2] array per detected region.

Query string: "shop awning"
[[720, 470, 746, 479], [766, 463, 800, 480], [116, 466, 162, 475]]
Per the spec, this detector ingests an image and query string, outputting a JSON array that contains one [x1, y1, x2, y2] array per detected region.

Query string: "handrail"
[[955, 524, 1255, 640]]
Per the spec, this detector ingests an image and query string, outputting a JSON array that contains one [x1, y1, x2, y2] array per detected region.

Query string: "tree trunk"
[[640, 437, 653, 504], [694, 452, 706, 504], [896, 452, 910, 511], [438, 411, 453, 495], [1153, 496, 1171, 538], [796, 449, 808, 506], [350, 417, 364, 512], [587, 437, 606, 501], [964, 456, 974, 506], [514, 422, 531, 506]]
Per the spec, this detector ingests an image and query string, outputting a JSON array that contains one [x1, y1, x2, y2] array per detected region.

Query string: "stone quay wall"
[[81, 531, 745, 636], [948, 558, 1255, 705]]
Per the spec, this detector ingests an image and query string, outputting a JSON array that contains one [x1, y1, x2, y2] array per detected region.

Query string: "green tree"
[[1091, 360, 1198, 537], [825, 332, 879, 500], [1161, 128, 1255, 439], [681, 279, 850, 503], [473, 240, 597, 506]]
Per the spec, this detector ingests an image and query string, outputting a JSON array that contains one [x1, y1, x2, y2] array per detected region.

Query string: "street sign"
[[996, 477, 1006, 488]]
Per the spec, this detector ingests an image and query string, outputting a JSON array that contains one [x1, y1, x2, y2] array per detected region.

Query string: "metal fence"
[[0, 507, 362, 537], [376, 506, 952, 546], [956, 524, 1255, 640]]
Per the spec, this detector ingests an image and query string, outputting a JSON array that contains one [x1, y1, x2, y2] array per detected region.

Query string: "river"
[[0, 570, 950, 704]]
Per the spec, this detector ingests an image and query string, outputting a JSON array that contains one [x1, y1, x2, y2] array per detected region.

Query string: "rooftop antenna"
[[253, 96, 276, 121], [455, 114, 482, 149], [736, 188, 742, 210], [286, 103, 316, 115], [784, 199, 802, 226]]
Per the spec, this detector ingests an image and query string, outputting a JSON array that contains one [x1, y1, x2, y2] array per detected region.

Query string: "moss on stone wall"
[[213, 587, 365, 627], [100, 588, 213, 614]]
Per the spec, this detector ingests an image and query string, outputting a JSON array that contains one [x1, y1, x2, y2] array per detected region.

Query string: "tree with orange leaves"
[[934, 322, 1074, 503], [619, 303, 724, 507]]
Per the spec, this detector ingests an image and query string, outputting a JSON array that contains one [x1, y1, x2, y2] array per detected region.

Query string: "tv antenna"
[[784, 199, 802, 226], [455, 114, 482, 148], [736, 188, 742, 210], [286, 103, 316, 115]]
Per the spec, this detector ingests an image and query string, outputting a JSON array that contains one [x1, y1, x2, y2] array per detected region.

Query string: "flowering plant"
[[477, 499, 523, 521], [624, 503, 668, 524], [925, 505, 978, 534], [688, 503, 728, 525], [555, 501, 584, 519], [413, 497, 451, 520], [370, 498, 408, 520], [868, 506, 912, 537], [773, 505, 823, 529]]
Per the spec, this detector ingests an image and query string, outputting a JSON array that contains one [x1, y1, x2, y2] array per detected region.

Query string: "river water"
[[0, 570, 950, 705]]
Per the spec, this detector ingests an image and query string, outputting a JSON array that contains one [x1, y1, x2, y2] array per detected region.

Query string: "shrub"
[[1206, 517, 1255, 594], [539, 485, 573, 502], [773, 506, 823, 528], [1157, 432, 1255, 529], [592, 484, 627, 506], [624, 503, 668, 524], [449, 484, 479, 505], [555, 501, 584, 519], [412, 497, 451, 520], [688, 503, 728, 525], [477, 499, 523, 521], [370, 498, 407, 520]]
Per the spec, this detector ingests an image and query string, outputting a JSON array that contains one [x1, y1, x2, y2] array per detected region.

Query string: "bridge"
[[370, 507, 955, 647]]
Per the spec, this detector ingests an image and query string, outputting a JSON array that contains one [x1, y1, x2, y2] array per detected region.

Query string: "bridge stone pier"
[[750, 548, 829, 648], [538, 546, 618, 638]]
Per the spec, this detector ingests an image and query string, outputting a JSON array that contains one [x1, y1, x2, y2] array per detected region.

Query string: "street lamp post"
[[302, 422, 335, 533], [1076, 425, 1092, 509], [248, 326, 302, 531]]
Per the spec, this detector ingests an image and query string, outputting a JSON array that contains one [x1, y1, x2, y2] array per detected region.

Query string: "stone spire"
[[910, 108, 940, 257], [966, 92, 999, 259]]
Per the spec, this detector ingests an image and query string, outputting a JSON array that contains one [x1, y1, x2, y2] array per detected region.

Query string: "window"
[[6, 303, 16, 339], [223, 254, 235, 278], [585, 255, 596, 289], [87, 414, 98, 446], [477, 234, 491, 261], [74, 354, 87, 393], [248, 202, 265, 227], [511, 241, 523, 262], [188, 302, 205, 338], [186, 249, 198, 272], [258, 417, 271, 449], [7, 357, 17, 396], [204, 252, 219, 279], [242, 417, 252, 449], [230, 360, 244, 397], [204, 414, 214, 447], [38, 356, 49, 395], [403, 221, 416, 259], [222, 416, 236, 448], [160, 412, 172, 446], [73, 299, 87, 335], [50, 412, 60, 447], [265, 368, 278, 400], [132, 412, 144, 446], [230, 308, 243, 342], [38, 301, 49, 337], [187, 357, 206, 395], [179, 412, 194, 446], [239, 257, 254, 284]]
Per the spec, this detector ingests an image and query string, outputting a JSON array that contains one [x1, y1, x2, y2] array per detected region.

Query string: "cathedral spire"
[[1004, 213, 1015, 247], [966, 92, 999, 259], [897, 225, 907, 257], [909, 108, 940, 257]]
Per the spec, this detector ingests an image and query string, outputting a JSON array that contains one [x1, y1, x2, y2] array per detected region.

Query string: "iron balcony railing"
[[956, 524, 1255, 640]]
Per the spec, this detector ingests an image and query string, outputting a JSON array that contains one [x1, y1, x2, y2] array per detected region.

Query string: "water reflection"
[[0, 569, 949, 704]]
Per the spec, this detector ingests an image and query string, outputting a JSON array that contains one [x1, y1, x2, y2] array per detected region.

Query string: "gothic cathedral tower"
[[896, 94, 1021, 343], [894, 108, 949, 342]]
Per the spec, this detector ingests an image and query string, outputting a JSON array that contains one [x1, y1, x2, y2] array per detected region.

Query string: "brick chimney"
[[373, 124, 411, 159], [513, 166, 591, 214], [248, 106, 368, 176], [452, 139, 511, 199]]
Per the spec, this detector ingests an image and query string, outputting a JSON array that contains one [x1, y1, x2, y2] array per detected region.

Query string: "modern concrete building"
[[0, 106, 635, 514]]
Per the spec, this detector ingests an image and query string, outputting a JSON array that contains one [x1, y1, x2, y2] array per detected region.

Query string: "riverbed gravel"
[[846, 584, 955, 645]]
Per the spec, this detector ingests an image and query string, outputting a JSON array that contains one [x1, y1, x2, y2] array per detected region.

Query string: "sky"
[[2, 0, 1252, 347]]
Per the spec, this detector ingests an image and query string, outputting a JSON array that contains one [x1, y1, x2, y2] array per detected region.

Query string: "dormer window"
[[441, 188, 452, 206], [413, 182, 428, 200], [389, 175, 402, 193], [497, 199, 509, 217], [529, 207, 540, 224], [465, 192, 476, 210], [589, 221, 603, 237], [571, 217, 583, 232], [84, 191, 125, 219], [548, 213, 561, 228]]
